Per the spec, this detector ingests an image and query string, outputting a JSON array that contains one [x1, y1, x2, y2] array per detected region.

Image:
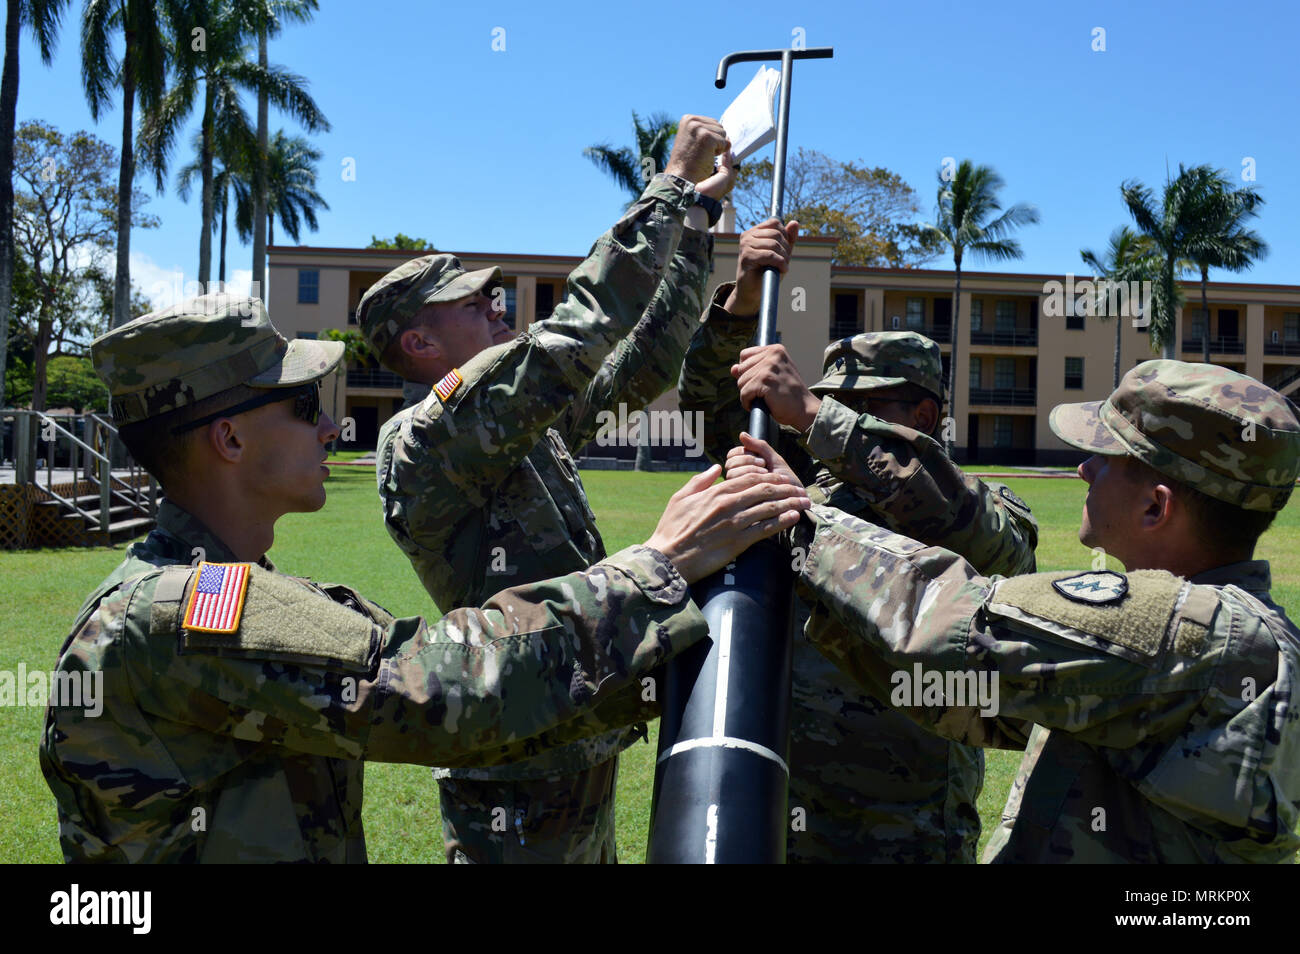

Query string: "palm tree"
[[1120, 164, 1223, 358], [1182, 169, 1267, 362], [923, 159, 1039, 455], [81, 0, 174, 329], [138, 0, 328, 285], [234, 0, 318, 300], [1, 0, 67, 406], [1080, 227, 1157, 388], [232, 129, 327, 246], [583, 111, 677, 204], [176, 121, 254, 285]]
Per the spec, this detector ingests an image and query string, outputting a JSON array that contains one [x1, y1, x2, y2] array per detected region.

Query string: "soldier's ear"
[[915, 397, 941, 436], [399, 325, 443, 363], [205, 417, 245, 465]]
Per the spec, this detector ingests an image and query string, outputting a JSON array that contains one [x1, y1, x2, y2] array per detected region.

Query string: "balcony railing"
[[1264, 339, 1300, 356], [830, 319, 861, 340], [969, 387, 1037, 407], [969, 329, 1038, 347], [346, 368, 404, 389], [926, 325, 952, 343], [1182, 336, 1244, 355]]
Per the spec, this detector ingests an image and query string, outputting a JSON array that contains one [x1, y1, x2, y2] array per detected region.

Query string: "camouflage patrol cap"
[[91, 294, 344, 426], [1050, 359, 1300, 512], [810, 331, 944, 399], [356, 253, 502, 356]]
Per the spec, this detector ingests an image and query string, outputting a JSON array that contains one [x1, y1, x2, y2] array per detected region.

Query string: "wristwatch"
[[693, 193, 723, 228]]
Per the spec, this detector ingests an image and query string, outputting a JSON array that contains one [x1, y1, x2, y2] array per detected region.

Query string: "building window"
[[1284, 313, 1299, 341], [995, 357, 1015, 390], [906, 298, 925, 330], [995, 300, 1016, 332], [297, 269, 319, 304], [1065, 356, 1084, 389], [1189, 308, 1208, 340], [969, 356, 981, 392], [297, 331, 318, 340], [832, 293, 860, 338], [969, 299, 982, 332], [1066, 310, 1084, 330], [993, 416, 1013, 447]]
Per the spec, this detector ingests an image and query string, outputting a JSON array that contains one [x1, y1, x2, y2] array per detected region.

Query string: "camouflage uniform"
[[361, 173, 713, 863], [794, 360, 1300, 862], [39, 295, 707, 863], [680, 307, 1037, 862]]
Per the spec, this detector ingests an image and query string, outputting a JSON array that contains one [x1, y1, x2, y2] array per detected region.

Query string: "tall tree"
[[235, 0, 317, 301], [81, 0, 173, 329], [583, 110, 676, 204], [733, 148, 941, 267], [231, 128, 326, 246], [1, 0, 68, 407], [12, 121, 155, 409], [1080, 226, 1156, 388], [1119, 164, 1225, 358], [367, 233, 432, 250], [139, 0, 327, 285], [176, 123, 253, 285], [1182, 169, 1267, 362], [923, 159, 1039, 454]]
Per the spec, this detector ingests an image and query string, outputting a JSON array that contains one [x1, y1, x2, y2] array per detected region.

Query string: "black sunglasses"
[[173, 383, 321, 434]]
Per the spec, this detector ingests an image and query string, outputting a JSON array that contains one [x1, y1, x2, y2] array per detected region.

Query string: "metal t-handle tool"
[[647, 45, 833, 865]]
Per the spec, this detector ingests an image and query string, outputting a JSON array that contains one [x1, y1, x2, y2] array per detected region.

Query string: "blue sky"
[[17, 0, 1300, 306]]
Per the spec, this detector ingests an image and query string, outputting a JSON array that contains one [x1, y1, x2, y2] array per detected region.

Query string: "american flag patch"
[[433, 368, 463, 402], [182, 562, 251, 634]]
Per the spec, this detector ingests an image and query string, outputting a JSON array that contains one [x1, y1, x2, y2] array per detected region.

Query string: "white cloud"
[[129, 253, 264, 310]]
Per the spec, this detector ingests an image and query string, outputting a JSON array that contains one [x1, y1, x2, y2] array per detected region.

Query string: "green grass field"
[[3, 466, 1298, 863]]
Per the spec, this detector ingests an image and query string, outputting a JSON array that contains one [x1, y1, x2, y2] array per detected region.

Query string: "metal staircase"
[[2, 410, 160, 548]]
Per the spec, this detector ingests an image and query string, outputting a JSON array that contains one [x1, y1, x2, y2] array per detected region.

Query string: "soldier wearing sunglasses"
[[39, 293, 810, 863]]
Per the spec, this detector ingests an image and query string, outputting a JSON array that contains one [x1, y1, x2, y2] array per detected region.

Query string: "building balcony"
[[346, 368, 405, 389], [926, 325, 952, 343], [1264, 340, 1300, 357], [969, 387, 1037, 407], [970, 329, 1038, 347], [1182, 336, 1244, 355]]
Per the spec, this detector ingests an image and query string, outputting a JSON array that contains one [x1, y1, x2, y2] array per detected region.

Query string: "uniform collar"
[[147, 499, 276, 571], [1189, 559, 1271, 594]]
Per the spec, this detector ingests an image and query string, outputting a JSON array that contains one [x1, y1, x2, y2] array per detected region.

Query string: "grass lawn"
[[3, 466, 1298, 863]]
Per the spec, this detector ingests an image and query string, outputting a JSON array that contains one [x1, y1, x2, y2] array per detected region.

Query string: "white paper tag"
[[720, 66, 781, 163]]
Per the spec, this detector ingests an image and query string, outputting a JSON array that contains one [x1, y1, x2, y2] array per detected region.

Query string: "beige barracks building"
[[268, 233, 1300, 465]]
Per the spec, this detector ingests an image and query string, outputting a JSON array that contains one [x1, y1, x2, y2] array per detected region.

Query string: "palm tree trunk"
[[32, 314, 51, 411], [218, 183, 228, 284], [1200, 265, 1210, 363], [945, 261, 962, 458], [1160, 253, 1177, 359], [112, 39, 137, 329], [1113, 315, 1121, 388], [268, 212, 274, 248], [0, 0, 19, 406], [198, 84, 215, 285], [252, 26, 268, 297]]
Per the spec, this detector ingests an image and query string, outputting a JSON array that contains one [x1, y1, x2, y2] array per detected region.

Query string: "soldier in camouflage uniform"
[[358, 115, 735, 863], [39, 293, 809, 862], [747, 359, 1300, 862], [679, 220, 1038, 862]]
